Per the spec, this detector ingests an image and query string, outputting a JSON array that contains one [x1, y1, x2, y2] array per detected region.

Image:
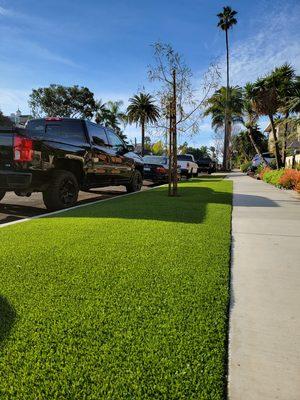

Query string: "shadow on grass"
[[52, 182, 278, 225], [0, 296, 16, 347]]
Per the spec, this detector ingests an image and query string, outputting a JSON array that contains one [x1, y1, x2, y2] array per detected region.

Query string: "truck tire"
[[0, 190, 6, 202], [126, 170, 143, 193], [43, 170, 79, 211]]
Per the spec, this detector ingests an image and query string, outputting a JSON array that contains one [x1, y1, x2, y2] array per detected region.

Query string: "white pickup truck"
[[177, 154, 198, 178]]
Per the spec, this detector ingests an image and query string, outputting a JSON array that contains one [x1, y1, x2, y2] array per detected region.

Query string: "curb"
[[0, 184, 166, 229]]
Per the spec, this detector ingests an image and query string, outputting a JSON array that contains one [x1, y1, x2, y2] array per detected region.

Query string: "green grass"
[[0, 178, 232, 399]]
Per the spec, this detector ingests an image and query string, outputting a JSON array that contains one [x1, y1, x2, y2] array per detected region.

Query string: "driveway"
[[0, 182, 154, 225]]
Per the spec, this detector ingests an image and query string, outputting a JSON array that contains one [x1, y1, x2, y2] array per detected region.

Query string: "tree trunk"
[[141, 120, 145, 156], [227, 119, 232, 170], [269, 114, 281, 169], [223, 28, 230, 171], [168, 111, 172, 197], [248, 127, 267, 166], [281, 112, 289, 166], [172, 69, 178, 196]]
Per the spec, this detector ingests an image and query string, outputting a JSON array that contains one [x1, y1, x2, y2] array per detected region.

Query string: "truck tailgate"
[[0, 131, 14, 169]]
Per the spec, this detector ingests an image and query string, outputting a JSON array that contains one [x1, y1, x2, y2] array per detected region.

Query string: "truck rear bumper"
[[0, 171, 32, 190], [180, 168, 189, 175]]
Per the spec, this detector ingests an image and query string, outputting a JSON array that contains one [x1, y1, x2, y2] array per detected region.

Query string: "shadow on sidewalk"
[[233, 193, 279, 207]]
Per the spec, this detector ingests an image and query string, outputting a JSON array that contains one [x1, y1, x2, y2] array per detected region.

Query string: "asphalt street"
[[0, 182, 155, 225]]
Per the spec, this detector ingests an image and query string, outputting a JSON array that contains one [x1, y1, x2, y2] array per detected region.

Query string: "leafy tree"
[[29, 84, 98, 119], [178, 141, 188, 154], [127, 93, 160, 156], [185, 146, 210, 160], [217, 6, 238, 169], [152, 140, 164, 155], [0, 110, 13, 127]]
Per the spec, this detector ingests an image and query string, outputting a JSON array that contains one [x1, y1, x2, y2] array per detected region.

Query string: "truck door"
[[105, 129, 133, 183], [85, 121, 114, 186]]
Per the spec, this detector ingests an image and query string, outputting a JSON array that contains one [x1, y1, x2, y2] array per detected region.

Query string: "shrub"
[[269, 160, 277, 170], [240, 161, 252, 173], [262, 169, 285, 186], [279, 169, 300, 190], [259, 166, 271, 180], [296, 181, 300, 193]]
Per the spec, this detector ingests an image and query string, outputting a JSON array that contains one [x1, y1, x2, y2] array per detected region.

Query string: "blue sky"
[[0, 0, 300, 147]]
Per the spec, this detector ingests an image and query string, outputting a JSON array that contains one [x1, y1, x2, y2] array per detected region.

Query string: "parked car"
[[0, 118, 143, 211], [142, 155, 180, 183], [177, 154, 198, 178], [251, 152, 275, 169], [195, 157, 216, 174]]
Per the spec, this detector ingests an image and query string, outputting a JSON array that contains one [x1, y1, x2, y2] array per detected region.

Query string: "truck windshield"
[[177, 155, 193, 161], [143, 156, 167, 164]]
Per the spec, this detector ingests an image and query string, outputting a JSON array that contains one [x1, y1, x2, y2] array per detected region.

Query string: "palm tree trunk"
[[223, 28, 230, 170], [141, 120, 145, 156], [228, 119, 232, 169], [247, 127, 267, 166], [282, 112, 289, 166], [269, 114, 281, 169]]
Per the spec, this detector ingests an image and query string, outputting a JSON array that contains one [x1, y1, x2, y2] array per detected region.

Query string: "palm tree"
[[246, 65, 298, 169], [127, 93, 160, 156], [95, 100, 127, 135], [246, 79, 281, 168], [271, 64, 299, 164], [217, 6, 238, 169], [243, 83, 268, 166], [204, 86, 243, 161], [232, 129, 267, 163]]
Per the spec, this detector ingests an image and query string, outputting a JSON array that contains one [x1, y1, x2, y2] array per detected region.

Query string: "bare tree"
[[148, 42, 219, 196]]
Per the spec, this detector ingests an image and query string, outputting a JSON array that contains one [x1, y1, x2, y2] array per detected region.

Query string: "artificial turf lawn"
[[0, 178, 232, 399]]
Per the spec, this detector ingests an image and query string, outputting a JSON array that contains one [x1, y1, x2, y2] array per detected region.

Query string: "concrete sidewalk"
[[228, 173, 300, 400]]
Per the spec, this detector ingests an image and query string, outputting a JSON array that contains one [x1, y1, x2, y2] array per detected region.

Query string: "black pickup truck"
[[0, 118, 143, 211]]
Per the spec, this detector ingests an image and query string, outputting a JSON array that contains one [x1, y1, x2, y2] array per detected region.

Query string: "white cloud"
[[0, 6, 11, 16]]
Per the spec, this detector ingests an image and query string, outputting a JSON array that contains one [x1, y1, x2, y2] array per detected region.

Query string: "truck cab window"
[[86, 122, 108, 146], [106, 129, 124, 150]]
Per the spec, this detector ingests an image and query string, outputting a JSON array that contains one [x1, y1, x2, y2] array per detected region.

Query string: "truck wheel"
[[126, 170, 143, 193], [43, 170, 79, 211], [0, 190, 6, 202]]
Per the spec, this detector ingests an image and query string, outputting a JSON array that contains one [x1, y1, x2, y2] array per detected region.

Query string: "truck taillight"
[[45, 117, 62, 121], [13, 136, 33, 162], [187, 162, 190, 167], [156, 166, 166, 174]]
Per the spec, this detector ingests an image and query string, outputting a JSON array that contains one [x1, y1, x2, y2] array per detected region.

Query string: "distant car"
[[195, 157, 216, 174], [142, 155, 180, 183], [251, 152, 275, 168], [177, 154, 198, 178]]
